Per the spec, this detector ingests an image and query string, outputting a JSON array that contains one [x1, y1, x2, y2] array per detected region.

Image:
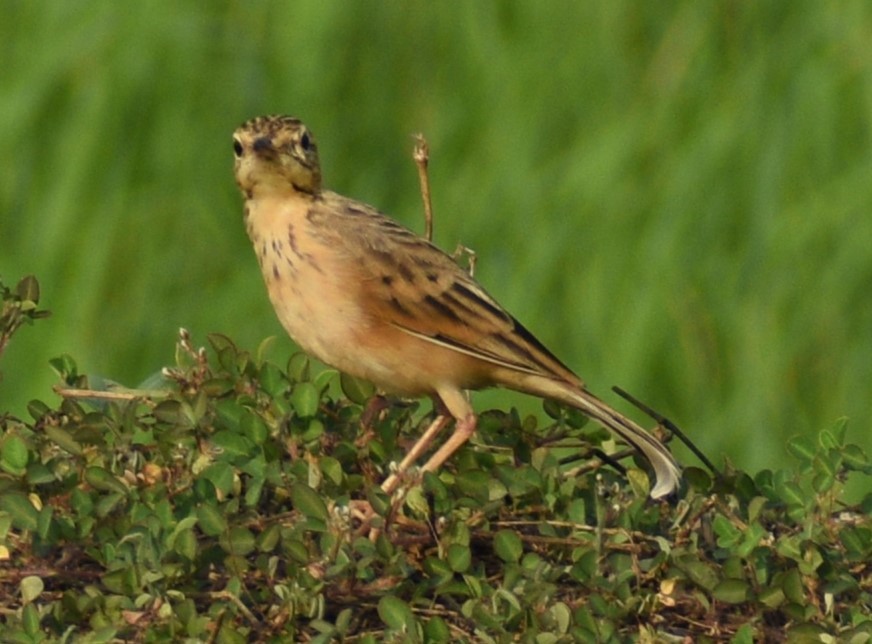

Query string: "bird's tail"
[[556, 386, 681, 498]]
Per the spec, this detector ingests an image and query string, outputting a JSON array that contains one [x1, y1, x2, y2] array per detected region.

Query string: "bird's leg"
[[381, 398, 452, 495], [418, 412, 478, 475], [364, 400, 453, 542]]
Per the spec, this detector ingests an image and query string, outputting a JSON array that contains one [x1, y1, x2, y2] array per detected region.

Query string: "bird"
[[232, 114, 681, 499]]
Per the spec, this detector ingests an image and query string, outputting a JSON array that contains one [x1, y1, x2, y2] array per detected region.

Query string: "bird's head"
[[232, 115, 322, 198]]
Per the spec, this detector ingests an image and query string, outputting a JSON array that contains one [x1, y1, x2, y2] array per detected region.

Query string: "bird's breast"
[[245, 197, 372, 365]]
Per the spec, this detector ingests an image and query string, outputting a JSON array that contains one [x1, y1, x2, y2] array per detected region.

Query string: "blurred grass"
[[2, 1, 871, 476]]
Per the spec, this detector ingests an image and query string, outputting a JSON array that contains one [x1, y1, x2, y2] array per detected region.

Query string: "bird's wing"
[[326, 196, 582, 386]]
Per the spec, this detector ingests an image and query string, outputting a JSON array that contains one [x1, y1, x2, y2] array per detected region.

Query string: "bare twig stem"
[[413, 134, 433, 241]]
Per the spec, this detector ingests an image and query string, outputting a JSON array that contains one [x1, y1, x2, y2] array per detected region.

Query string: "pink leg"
[[381, 413, 452, 494], [418, 412, 478, 475]]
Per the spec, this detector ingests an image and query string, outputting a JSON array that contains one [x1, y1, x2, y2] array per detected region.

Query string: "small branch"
[[413, 134, 433, 241], [209, 590, 259, 625], [612, 386, 721, 477], [452, 244, 477, 277], [53, 386, 168, 402]]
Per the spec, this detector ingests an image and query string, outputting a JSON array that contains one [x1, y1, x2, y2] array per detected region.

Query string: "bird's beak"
[[253, 137, 275, 156]]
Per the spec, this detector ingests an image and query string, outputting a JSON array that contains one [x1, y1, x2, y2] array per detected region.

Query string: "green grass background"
[[2, 2, 871, 477]]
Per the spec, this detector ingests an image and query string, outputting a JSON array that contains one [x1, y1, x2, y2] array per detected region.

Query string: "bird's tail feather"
[[561, 387, 681, 498]]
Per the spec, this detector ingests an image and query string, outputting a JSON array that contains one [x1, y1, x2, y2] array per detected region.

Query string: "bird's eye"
[[300, 132, 311, 151], [233, 139, 243, 157]]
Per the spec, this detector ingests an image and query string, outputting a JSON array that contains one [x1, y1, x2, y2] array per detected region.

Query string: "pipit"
[[232, 115, 681, 499]]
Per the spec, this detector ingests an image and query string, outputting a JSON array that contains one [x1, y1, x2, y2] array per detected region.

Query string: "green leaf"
[[736, 522, 767, 558], [423, 615, 450, 641], [378, 595, 415, 631], [797, 543, 823, 575], [16, 274, 40, 303], [153, 399, 185, 424], [241, 412, 269, 445], [200, 463, 235, 495], [49, 353, 78, 381], [493, 529, 523, 563], [21, 603, 41, 636], [20, 575, 44, 604], [45, 426, 84, 455], [747, 496, 768, 523], [219, 526, 256, 556], [26, 462, 55, 485], [217, 624, 247, 644], [549, 602, 572, 633], [301, 418, 325, 443], [0, 434, 28, 475], [786, 436, 816, 462], [731, 623, 755, 644], [320, 456, 343, 485], [26, 399, 50, 421], [211, 430, 254, 460], [542, 398, 562, 420], [842, 444, 872, 472], [781, 568, 805, 604], [447, 543, 471, 573], [285, 539, 310, 565], [258, 361, 288, 397], [712, 579, 750, 603], [36, 506, 54, 540], [174, 527, 198, 560], [712, 515, 741, 547], [0, 493, 39, 531], [197, 503, 227, 536], [286, 353, 311, 383], [292, 483, 329, 521], [840, 526, 872, 559], [423, 556, 453, 582], [290, 382, 320, 417], [84, 466, 128, 495], [675, 555, 719, 591], [339, 372, 375, 405], [758, 585, 784, 609], [256, 524, 281, 552], [167, 516, 199, 542], [454, 470, 490, 503], [683, 466, 713, 491], [824, 417, 848, 447], [811, 470, 835, 494], [366, 487, 391, 517], [774, 480, 805, 508]]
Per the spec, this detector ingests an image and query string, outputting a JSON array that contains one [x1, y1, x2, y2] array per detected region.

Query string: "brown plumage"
[[233, 115, 681, 498]]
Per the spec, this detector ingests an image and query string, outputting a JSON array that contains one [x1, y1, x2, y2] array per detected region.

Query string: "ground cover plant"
[[1, 276, 871, 642]]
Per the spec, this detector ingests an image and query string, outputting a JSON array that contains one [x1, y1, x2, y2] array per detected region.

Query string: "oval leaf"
[[84, 466, 128, 495], [220, 526, 256, 556], [20, 575, 44, 604], [197, 503, 227, 537], [45, 427, 83, 456], [291, 483, 329, 522], [378, 595, 414, 631], [339, 373, 375, 405], [0, 435, 28, 475], [493, 530, 523, 564], [0, 493, 39, 531], [447, 543, 471, 573], [16, 275, 40, 302], [712, 579, 750, 604], [290, 382, 320, 417]]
